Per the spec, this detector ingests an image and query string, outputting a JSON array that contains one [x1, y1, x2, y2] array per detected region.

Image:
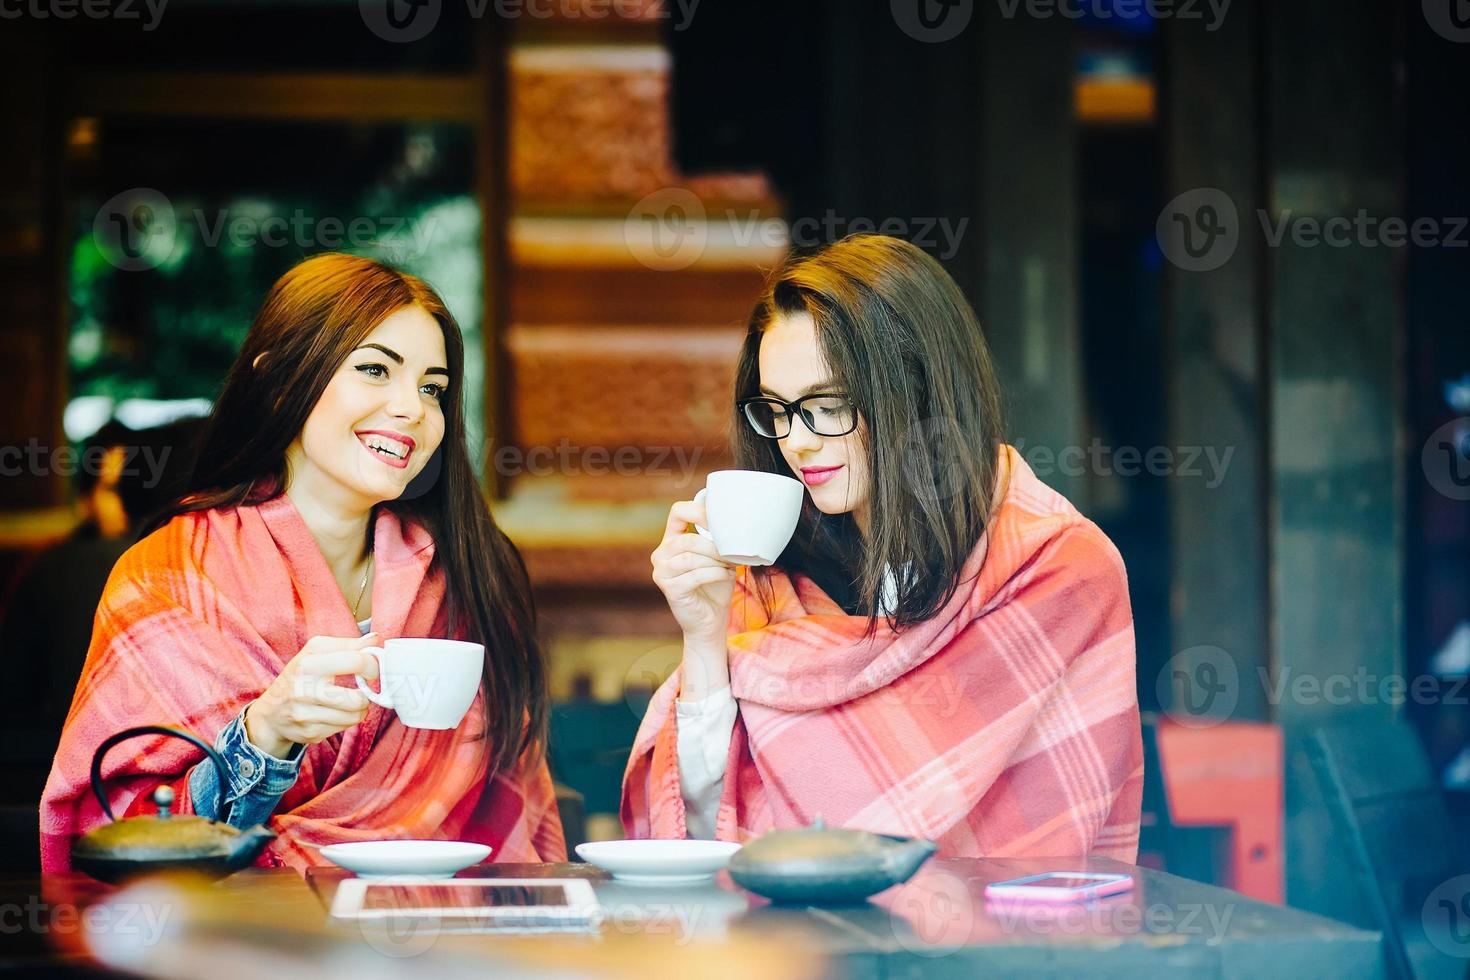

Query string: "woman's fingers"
[[285, 702, 368, 729], [659, 532, 726, 562], [300, 632, 379, 655], [655, 548, 730, 580], [662, 564, 738, 593], [314, 682, 371, 712], [298, 648, 382, 680], [661, 500, 711, 541]]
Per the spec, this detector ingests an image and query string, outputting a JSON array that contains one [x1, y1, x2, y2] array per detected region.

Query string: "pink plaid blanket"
[[40, 492, 564, 872], [623, 446, 1142, 859]]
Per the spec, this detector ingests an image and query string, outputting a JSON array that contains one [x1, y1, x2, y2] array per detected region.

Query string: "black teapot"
[[71, 725, 276, 883], [728, 817, 937, 904]]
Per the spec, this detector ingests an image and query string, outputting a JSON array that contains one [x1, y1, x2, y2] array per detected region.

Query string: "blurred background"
[[0, 0, 1466, 968]]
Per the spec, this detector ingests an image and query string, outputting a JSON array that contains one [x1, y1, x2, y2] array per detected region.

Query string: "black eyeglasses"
[[738, 393, 859, 439]]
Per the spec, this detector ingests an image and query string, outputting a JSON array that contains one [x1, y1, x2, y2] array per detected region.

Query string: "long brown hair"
[[734, 234, 1007, 631], [145, 253, 545, 774]]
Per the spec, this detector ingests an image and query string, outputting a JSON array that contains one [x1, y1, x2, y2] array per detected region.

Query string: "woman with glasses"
[[625, 235, 1142, 860]]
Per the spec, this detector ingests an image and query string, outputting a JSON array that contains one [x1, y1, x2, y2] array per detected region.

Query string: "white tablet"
[[330, 877, 602, 933]]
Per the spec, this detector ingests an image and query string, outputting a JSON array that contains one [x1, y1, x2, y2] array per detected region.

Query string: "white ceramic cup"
[[693, 470, 804, 566], [356, 638, 482, 730]]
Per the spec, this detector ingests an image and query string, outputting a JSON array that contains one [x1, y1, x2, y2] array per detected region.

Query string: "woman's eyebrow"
[[759, 379, 839, 399], [355, 343, 449, 377]]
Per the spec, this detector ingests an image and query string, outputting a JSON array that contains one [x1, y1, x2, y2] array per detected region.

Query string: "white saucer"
[[319, 840, 492, 878], [575, 840, 741, 884]]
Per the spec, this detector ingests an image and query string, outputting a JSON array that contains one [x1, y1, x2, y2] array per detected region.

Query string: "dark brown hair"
[[145, 253, 545, 774], [734, 234, 1007, 631]]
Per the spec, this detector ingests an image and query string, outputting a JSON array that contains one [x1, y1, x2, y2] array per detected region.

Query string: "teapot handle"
[[90, 724, 233, 825]]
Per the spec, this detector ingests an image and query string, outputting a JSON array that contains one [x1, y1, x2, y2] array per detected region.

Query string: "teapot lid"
[[734, 817, 907, 868], [75, 785, 253, 863]]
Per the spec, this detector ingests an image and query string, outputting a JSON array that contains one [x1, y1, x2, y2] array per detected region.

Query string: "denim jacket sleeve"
[[187, 703, 304, 828]]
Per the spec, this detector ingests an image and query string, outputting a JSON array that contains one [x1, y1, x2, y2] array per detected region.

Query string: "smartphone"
[[983, 871, 1134, 903], [329, 877, 602, 933]]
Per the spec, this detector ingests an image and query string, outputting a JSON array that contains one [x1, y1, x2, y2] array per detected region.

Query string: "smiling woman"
[[40, 253, 562, 873]]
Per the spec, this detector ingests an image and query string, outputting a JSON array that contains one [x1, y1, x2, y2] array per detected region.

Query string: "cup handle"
[[355, 648, 393, 709], [692, 487, 714, 542]]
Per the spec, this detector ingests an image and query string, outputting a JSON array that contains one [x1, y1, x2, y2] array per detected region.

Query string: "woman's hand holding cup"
[[244, 633, 383, 759], [651, 498, 737, 699]]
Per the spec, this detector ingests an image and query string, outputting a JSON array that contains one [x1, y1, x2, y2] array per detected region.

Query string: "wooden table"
[[2, 856, 1383, 978]]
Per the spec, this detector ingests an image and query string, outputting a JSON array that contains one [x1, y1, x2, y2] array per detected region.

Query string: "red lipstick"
[[800, 465, 844, 487]]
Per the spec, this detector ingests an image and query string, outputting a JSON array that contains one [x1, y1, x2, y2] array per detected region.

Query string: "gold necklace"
[[352, 552, 373, 618]]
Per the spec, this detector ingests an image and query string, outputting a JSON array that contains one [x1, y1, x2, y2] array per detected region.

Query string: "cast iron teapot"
[[72, 725, 276, 883], [727, 817, 937, 904]]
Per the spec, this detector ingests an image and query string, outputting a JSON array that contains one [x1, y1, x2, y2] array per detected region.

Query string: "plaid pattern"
[[40, 492, 564, 873], [622, 446, 1142, 860]]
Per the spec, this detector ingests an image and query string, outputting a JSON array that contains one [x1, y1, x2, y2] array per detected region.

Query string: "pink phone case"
[[983, 872, 1135, 903]]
